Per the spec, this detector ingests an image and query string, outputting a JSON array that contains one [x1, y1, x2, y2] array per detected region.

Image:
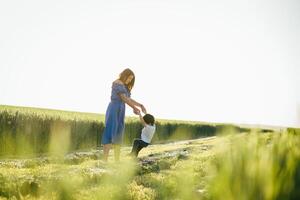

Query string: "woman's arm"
[[119, 94, 140, 113], [119, 94, 147, 114], [129, 98, 147, 114]]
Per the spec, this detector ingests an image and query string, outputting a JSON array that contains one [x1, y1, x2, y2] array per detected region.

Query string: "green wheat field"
[[0, 105, 299, 200]]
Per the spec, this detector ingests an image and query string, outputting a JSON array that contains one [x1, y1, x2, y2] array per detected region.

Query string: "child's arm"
[[138, 113, 147, 127]]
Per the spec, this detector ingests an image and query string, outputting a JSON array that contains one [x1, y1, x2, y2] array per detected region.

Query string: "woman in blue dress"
[[102, 68, 147, 162]]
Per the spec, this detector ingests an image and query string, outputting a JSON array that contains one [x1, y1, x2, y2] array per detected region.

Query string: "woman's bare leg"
[[103, 144, 112, 162], [114, 144, 121, 162]]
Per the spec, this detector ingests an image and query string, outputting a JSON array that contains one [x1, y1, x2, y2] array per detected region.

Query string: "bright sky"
[[1, 0, 299, 128]]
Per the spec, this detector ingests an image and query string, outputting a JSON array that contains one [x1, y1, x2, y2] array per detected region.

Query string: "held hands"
[[133, 104, 147, 115], [133, 107, 141, 115], [140, 104, 147, 114]]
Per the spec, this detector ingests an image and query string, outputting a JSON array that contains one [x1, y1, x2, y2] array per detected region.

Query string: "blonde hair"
[[118, 68, 135, 92]]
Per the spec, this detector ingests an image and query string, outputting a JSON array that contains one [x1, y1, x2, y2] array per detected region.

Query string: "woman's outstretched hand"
[[133, 107, 141, 115], [140, 104, 147, 114]]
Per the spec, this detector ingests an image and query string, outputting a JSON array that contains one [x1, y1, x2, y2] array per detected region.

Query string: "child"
[[129, 112, 156, 157]]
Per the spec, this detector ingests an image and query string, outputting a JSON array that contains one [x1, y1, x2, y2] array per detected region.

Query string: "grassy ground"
[[0, 136, 215, 200], [0, 132, 300, 200]]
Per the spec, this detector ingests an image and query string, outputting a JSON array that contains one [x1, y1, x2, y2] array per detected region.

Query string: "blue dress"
[[101, 82, 131, 145]]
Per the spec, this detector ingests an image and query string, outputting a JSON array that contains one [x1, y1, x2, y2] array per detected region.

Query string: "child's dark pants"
[[130, 139, 149, 157]]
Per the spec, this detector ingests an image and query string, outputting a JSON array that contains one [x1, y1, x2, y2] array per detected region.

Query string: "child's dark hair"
[[143, 114, 155, 126]]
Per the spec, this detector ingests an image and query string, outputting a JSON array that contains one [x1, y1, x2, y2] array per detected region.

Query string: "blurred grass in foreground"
[[1, 131, 299, 199], [207, 131, 300, 200]]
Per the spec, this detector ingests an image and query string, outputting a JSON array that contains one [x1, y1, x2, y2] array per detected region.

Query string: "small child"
[[129, 112, 156, 157]]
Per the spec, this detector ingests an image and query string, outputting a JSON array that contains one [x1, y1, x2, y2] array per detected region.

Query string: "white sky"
[[1, 0, 299, 128]]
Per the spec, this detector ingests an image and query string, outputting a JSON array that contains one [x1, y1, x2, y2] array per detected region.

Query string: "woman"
[[101, 68, 147, 162]]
